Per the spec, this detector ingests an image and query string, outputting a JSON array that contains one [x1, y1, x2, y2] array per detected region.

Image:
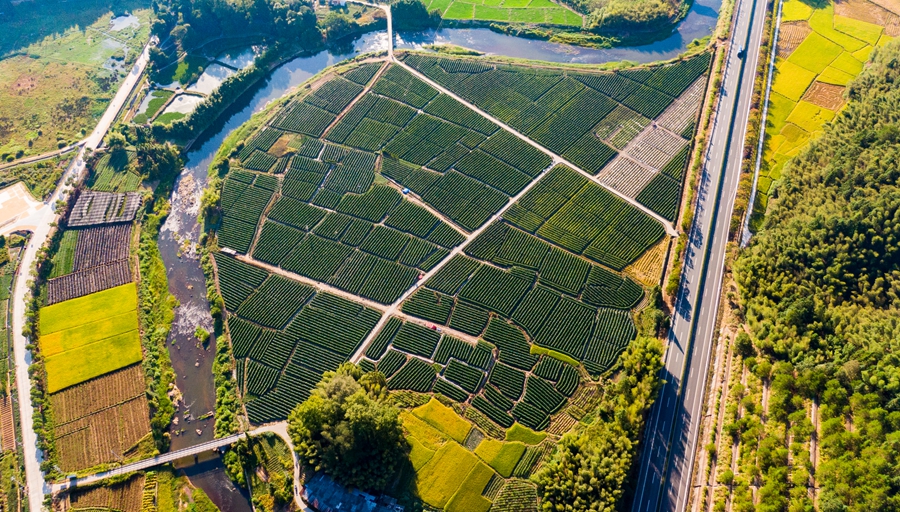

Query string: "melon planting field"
[[754, 0, 896, 216], [213, 54, 710, 444]]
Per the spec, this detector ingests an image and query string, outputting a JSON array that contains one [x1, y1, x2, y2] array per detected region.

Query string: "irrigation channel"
[[157, 0, 722, 507]]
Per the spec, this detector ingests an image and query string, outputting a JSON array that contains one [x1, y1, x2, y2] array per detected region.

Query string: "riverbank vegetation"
[[733, 40, 900, 511]]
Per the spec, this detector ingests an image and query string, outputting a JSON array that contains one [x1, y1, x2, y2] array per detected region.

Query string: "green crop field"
[[214, 55, 712, 422], [210, 54, 714, 509], [425, 0, 582, 26], [39, 283, 141, 393]]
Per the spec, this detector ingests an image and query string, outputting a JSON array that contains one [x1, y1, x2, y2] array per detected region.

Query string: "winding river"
[[157, 0, 722, 507]]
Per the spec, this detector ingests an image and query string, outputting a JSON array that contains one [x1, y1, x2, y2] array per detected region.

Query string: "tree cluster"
[[533, 337, 663, 511], [151, 0, 319, 50], [561, 0, 684, 33], [734, 41, 900, 511], [392, 0, 440, 30], [288, 363, 407, 493]]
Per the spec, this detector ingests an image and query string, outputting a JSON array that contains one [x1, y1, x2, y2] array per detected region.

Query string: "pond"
[[188, 62, 237, 95], [159, 0, 723, 506], [216, 46, 266, 70], [109, 14, 140, 32], [161, 93, 205, 115]]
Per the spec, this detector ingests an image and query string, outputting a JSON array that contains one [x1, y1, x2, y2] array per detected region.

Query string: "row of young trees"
[[734, 41, 900, 511]]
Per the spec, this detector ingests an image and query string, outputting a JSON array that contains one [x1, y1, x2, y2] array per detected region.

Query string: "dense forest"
[[535, 337, 663, 510], [150, 0, 319, 47], [735, 41, 900, 510]]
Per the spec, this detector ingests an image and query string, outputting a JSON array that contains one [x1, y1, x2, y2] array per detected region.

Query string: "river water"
[[157, 0, 721, 507]]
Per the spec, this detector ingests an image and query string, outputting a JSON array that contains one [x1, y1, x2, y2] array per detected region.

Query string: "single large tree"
[[288, 363, 406, 492]]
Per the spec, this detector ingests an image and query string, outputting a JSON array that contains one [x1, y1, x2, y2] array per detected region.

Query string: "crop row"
[[304, 76, 364, 114], [593, 105, 650, 150], [503, 165, 665, 270], [372, 65, 438, 109], [253, 219, 443, 304], [387, 358, 436, 392], [71, 224, 131, 272], [271, 100, 335, 137], [243, 150, 277, 172], [235, 275, 316, 329], [443, 358, 485, 392], [400, 54, 707, 158], [402, 289, 491, 336], [238, 127, 284, 161], [214, 254, 269, 311], [219, 263, 385, 422], [382, 159, 509, 231], [218, 175, 274, 253], [342, 62, 383, 85], [636, 173, 681, 221]]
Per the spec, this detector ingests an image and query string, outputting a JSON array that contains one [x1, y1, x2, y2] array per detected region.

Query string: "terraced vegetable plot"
[[213, 58, 698, 436], [216, 254, 382, 423]]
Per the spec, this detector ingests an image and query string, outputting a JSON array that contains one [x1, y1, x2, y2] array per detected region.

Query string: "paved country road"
[[11, 42, 152, 512], [631, 0, 768, 509]]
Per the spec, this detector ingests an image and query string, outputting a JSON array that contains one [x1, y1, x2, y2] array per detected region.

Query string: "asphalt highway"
[[631, 0, 768, 509]]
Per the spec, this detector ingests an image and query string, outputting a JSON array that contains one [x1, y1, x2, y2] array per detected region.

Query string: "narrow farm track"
[[392, 59, 679, 237], [698, 330, 734, 512], [321, 60, 390, 135], [235, 255, 389, 311], [350, 160, 559, 363], [0, 144, 82, 172]]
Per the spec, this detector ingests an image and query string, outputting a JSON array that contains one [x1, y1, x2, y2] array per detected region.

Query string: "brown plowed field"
[[778, 22, 813, 59], [61, 473, 144, 512], [46, 259, 132, 305], [50, 365, 151, 472], [803, 81, 846, 110], [0, 395, 14, 452], [844, 0, 900, 33], [50, 365, 145, 424]]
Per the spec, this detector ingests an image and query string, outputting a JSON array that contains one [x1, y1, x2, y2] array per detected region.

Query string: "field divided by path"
[[753, 0, 896, 216], [210, 53, 713, 510], [425, 0, 583, 26]]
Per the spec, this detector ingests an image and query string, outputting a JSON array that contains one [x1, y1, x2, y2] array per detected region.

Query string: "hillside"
[[735, 40, 900, 509]]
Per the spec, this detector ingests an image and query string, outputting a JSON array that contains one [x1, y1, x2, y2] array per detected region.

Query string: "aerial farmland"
[[210, 50, 710, 510]]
